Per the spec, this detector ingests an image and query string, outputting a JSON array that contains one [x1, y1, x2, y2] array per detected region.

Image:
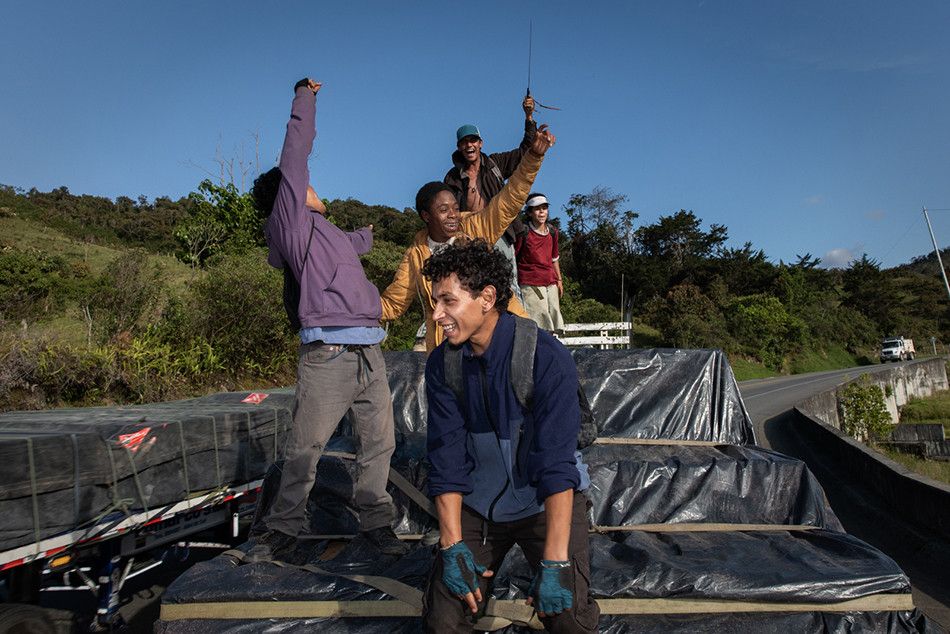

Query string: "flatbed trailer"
[[0, 479, 262, 632]]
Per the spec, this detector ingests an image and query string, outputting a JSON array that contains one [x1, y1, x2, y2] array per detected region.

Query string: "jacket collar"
[[461, 312, 515, 371]]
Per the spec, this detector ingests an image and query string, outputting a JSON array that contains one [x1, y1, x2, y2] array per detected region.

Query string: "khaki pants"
[[263, 342, 396, 536], [523, 284, 565, 331]]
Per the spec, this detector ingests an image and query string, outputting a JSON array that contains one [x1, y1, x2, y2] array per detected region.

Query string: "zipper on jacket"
[[480, 361, 509, 523]]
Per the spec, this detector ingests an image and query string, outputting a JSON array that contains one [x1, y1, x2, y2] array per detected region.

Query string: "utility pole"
[[923, 207, 950, 302]]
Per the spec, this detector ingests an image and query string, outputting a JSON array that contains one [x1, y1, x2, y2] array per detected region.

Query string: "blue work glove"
[[528, 560, 573, 615], [441, 541, 487, 597]]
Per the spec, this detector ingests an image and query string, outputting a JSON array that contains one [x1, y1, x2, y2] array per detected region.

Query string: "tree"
[[710, 242, 775, 297], [174, 180, 261, 266], [646, 283, 730, 349], [634, 210, 727, 270], [842, 254, 896, 335], [561, 187, 638, 306]]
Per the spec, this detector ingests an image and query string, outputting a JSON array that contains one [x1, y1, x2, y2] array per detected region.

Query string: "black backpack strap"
[[510, 316, 538, 412], [443, 344, 465, 406]]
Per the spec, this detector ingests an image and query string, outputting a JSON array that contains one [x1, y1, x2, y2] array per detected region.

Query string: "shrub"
[[0, 247, 92, 321], [178, 250, 296, 375], [88, 251, 164, 343], [645, 283, 730, 349], [726, 294, 807, 369], [840, 375, 891, 443], [559, 279, 618, 324]]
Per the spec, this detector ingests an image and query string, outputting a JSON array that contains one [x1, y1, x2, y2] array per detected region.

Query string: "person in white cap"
[[515, 192, 565, 332]]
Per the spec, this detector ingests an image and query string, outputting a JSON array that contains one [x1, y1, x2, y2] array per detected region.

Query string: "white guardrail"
[[555, 322, 632, 349]]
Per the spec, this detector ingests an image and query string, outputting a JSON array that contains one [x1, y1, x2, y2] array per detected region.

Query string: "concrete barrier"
[[792, 358, 950, 540], [797, 358, 949, 430]]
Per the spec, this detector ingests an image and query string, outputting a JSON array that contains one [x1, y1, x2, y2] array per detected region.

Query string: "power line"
[[878, 215, 921, 264]]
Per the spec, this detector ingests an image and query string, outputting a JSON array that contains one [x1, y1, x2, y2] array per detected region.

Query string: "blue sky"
[[2, 1, 950, 268]]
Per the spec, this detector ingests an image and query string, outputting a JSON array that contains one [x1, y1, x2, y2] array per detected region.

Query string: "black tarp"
[[0, 349, 750, 552], [155, 349, 938, 633], [0, 393, 295, 551]]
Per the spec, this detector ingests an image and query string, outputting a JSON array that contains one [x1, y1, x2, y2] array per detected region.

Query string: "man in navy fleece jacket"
[[421, 239, 599, 633]]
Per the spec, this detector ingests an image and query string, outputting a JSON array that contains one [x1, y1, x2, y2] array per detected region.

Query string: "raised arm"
[[272, 78, 321, 224], [380, 247, 417, 321], [488, 96, 538, 179], [464, 125, 556, 245]]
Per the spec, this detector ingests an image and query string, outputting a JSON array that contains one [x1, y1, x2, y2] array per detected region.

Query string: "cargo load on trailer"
[[155, 349, 935, 633]]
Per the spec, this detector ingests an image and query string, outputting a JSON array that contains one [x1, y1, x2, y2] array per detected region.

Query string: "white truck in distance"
[[880, 337, 915, 362]]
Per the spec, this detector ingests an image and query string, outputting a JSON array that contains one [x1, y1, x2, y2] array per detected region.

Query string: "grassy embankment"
[[3, 214, 882, 399], [878, 388, 950, 485], [2, 214, 192, 346]]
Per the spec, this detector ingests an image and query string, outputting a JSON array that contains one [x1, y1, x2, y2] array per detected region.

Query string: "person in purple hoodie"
[[246, 77, 407, 562]]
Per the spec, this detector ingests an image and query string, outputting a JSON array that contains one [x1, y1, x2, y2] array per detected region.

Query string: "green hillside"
[[1, 181, 946, 411]]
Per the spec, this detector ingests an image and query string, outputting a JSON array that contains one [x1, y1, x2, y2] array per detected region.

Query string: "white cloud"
[[805, 195, 824, 206], [822, 248, 856, 269]]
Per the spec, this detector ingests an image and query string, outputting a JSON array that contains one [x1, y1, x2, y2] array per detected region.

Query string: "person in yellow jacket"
[[381, 125, 556, 352]]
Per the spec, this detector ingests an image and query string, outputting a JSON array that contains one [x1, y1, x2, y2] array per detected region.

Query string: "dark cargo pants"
[[263, 342, 396, 536], [423, 493, 600, 633]]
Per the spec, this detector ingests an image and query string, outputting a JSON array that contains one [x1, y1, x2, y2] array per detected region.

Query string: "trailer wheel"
[[0, 604, 56, 634]]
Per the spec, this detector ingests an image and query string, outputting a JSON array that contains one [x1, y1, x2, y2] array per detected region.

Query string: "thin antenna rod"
[[527, 21, 533, 96]]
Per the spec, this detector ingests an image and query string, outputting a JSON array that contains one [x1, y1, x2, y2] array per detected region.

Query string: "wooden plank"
[[593, 437, 722, 447], [595, 594, 916, 614], [557, 336, 630, 346], [161, 593, 916, 621], [560, 322, 632, 332], [593, 523, 818, 533]]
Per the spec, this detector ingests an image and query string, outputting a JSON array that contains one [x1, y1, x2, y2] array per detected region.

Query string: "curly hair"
[[421, 239, 513, 314], [415, 181, 455, 218], [251, 167, 282, 216]]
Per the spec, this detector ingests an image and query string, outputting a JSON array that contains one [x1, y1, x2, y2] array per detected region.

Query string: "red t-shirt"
[[515, 226, 559, 287]]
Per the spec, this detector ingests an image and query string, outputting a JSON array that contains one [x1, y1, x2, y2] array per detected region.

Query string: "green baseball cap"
[[456, 124, 481, 142]]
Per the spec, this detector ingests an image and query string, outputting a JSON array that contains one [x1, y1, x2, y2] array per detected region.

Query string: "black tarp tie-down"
[[119, 441, 150, 515], [193, 414, 222, 490], [174, 420, 192, 504], [69, 433, 81, 531], [24, 437, 40, 553]]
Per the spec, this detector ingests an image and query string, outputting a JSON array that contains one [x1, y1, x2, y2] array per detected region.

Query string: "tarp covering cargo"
[[0, 392, 294, 552], [154, 349, 936, 632], [0, 348, 749, 553]]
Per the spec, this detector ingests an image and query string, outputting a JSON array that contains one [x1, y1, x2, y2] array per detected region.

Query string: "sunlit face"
[[457, 135, 483, 165], [421, 191, 461, 243], [432, 273, 497, 353], [528, 203, 549, 225]]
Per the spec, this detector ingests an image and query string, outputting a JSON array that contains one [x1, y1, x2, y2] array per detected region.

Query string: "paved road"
[[739, 361, 950, 629]]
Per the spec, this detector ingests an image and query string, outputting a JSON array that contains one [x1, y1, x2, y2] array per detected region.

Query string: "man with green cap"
[[444, 96, 537, 305]]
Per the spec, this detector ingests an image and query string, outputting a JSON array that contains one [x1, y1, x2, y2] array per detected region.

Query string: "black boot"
[[360, 526, 410, 556]]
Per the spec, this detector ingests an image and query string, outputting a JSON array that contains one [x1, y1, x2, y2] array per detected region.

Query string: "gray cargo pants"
[[263, 342, 396, 536]]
